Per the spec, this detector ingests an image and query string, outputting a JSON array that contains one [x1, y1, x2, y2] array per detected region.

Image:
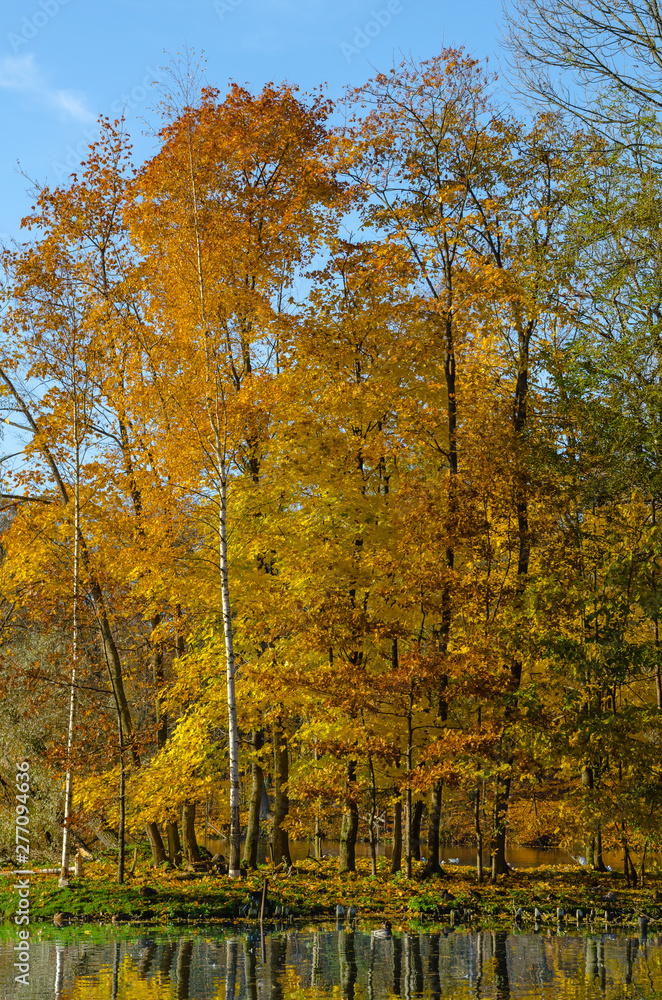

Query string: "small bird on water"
[[372, 920, 392, 939]]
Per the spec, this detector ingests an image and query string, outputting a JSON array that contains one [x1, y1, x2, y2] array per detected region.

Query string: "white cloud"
[[51, 89, 92, 122], [0, 54, 95, 125], [0, 54, 38, 90]]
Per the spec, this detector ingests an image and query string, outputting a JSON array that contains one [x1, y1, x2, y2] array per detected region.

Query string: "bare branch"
[[503, 0, 662, 128]]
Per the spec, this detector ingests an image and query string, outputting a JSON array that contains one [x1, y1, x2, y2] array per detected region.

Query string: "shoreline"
[[0, 858, 660, 931]]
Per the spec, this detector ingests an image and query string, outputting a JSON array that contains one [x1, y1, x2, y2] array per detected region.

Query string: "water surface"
[[2, 925, 662, 1000], [206, 838, 656, 871]]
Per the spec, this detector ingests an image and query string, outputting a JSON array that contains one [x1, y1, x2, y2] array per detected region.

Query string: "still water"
[[205, 839, 651, 871], [205, 838, 576, 868], [2, 925, 662, 1000]]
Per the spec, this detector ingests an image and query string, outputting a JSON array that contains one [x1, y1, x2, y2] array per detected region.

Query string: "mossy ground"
[[1, 856, 661, 928]]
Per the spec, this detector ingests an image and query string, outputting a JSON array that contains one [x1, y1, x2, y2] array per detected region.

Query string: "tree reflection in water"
[[392, 932, 402, 995], [493, 931, 511, 1000], [427, 929, 441, 1000], [175, 937, 193, 999], [110, 942, 121, 1000], [412, 933, 425, 996], [269, 934, 287, 1000], [137, 939, 157, 979], [8, 925, 662, 999], [54, 942, 65, 999], [338, 930, 358, 999], [244, 932, 259, 1000]]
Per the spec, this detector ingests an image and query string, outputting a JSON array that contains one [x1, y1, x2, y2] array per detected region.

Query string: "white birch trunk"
[[220, 457, 241, 877], [186, 113, 241, 879], [59, 405, 80, 886]]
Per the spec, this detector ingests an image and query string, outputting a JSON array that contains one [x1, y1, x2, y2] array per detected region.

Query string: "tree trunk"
[[145, 822, 166, 865], [491, 776, 510, 879], [117, 714, 126, 884], [140, 614, 169, 867], [272, 716, 291, 867], [314, 815, 323, 860], [404, 682, 414, 878], [368, 753, 378, 876], [423, 782, 444, 876], [90, 576, 135, 747], [313, 740, 323, 859], [182, 801, 200, 863], [586, 834, 596, 868], [391, 798, 402, 873], [92, 816, 119, 849], [595, 825, 607, 872], [243, 729, 264, 869], [475, 785, 483, 883], [151, 613, 167, 749], [60, 411, 80, 886], [581, 765, 596, 868], [404, 785, 412, 878], [624, 834, 631, 887], [411, 800, 423, 861], [260, 783, 272, 819], [339, 760, 359, 873], [219, 464, 241, 879], [581, 766, 607, 872], [166, 820, 182, 866], [624, 836, 638, 887], [490, 319, 533, 880]]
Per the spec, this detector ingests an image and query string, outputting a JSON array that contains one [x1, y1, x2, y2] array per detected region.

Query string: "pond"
[[205, 838, 658, 872], [1, 924, 661, 999]]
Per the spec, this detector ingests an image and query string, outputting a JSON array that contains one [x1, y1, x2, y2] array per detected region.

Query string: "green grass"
[[1, 857, 661, 929]]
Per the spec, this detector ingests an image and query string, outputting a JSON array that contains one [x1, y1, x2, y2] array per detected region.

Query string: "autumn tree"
[[530, 129, 662, 870], [127, 79, 344, 873], [0, 119, 205, 869], [342, 51, 584, 877]]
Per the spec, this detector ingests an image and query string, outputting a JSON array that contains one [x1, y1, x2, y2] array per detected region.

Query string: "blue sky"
[[0, 0, 505, 241]]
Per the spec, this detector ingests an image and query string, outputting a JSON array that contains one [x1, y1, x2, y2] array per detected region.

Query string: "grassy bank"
[[1, 857, 661, 929]]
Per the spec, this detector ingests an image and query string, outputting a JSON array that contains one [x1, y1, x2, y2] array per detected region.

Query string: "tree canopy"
[[1, 49, 662, 884]]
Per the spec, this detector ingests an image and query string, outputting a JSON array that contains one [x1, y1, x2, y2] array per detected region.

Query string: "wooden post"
[[260, 877, 269, 923]]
